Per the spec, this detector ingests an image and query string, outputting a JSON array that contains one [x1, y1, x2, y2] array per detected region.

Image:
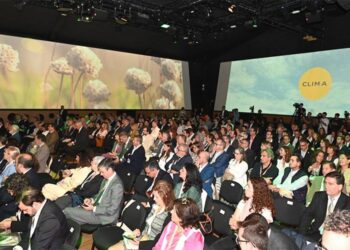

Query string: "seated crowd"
[[0, 108, 349, 250]]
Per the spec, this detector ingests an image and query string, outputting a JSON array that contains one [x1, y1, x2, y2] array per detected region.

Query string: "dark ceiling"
[[0, 0, 350, 62]]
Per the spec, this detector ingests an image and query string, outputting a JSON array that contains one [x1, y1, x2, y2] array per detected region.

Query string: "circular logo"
[[299, 67, 332, 100]]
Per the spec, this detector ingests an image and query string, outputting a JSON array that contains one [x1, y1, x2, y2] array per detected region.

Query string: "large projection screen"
[[215, 48, 349, 115], [0, 34, 191, 109]]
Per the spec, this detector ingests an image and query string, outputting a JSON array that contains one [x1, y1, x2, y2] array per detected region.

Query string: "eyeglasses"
[[235, 237, 255, 247]]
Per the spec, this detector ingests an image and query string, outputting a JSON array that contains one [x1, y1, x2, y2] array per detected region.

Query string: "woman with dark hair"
[[159, 140, 175, 171], [0, 173, 29, 221], [338, 153, 350, 195], [203, 134, 215, 155], [274, 146, 292, 181], [102, 180, 175, 250], [153, 198, 204, 250], [308, 150, 325, 176], [174, 163, 202, 211], [319, 138, 330, 153], [223, 147, 248, 188], [230, 177, 275, 230], [326, 145, 339, 166], [189, 141, 202, 164]]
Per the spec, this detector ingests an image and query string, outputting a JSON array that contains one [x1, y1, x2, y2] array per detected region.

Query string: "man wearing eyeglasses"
[[299, 171, 350, 242], [236, 213, 269, 250]]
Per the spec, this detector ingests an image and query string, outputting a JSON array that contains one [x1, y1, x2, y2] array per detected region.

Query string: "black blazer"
[[294, 149, 314, 173], [154, 169, 173, 187], [268, 226, 298, 250], [299, 191, 350, 237], [23, 200, 69, 250], [11, 212, 30, 233], [24, 168, 41, 190], [75, 172, 104, 198], [72, 127, 90, 152], [250, 162, 279, 181], [122, 145, 146, 175], [169, 154, 193, 172]]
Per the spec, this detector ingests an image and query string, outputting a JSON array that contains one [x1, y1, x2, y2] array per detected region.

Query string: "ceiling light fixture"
[[228, 4, 236, 13]]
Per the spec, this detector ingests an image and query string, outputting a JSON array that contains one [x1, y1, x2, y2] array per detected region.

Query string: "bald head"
[[197, 151, 210, 166]]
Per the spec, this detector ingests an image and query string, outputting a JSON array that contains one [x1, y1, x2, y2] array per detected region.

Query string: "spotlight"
[[228, 4, 236, 13], [161, 23, 170, 29], [303, 34, 318, 41]]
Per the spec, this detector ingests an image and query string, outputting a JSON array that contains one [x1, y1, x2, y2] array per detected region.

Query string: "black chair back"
[[120, 200, 148, 230], [210, 200, 234, 236], [220, 180, 244, 205], [65, 219, 81, 248], [274, 196, 306, 226], [133, 175, 152, 195], [118, 169, 136, 193]]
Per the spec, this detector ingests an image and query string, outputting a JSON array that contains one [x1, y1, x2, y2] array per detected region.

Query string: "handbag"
[[198, 213, 212, 235]]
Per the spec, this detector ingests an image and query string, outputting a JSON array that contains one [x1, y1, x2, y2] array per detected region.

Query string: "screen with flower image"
[[215, 48, 350, 115], [0, 34, 191, 109]]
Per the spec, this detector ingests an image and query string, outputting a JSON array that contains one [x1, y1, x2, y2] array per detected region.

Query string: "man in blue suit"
[[210, 138, 231, 198], [197, 151, 215, 197]]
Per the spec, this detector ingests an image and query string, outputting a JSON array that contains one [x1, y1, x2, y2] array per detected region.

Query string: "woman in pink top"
[[153, 198, 204, 250]]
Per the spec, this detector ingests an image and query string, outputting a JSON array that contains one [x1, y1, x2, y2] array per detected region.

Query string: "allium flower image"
[[40, 81, 54, 92], [50, 57, 74, 107], [161, 59, 180, 81], [124, 68, 152, 94], [0, 44, 19, 72], [83, 79, 111, 106], [66, 46, 102, 77], [51, 57, 73, 75], [124, 67, 152, 108], [154, 97, 175, 109], [66, 46, 103, 108], [160, 80, 183, 107]]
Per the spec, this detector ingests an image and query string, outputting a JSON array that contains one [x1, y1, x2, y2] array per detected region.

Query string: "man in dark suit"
[[144, 159, 173, 191], [18, 187, 69, 249], [118, 135, 146, 175], [168, 143, 193, 173], [210, 138, 231, 198], [16, 153, 41, 189], [65, 120, 89, 155], [294, 138, 313, 173], [240, 138, 256, 169], [299, 171, 350, 242], [248, 126, 262, 158], [0, 135, 6, 162], [197, 151, 215, 197]]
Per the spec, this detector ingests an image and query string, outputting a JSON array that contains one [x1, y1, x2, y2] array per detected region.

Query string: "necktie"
[[327, 197, 335, 215], [94, 179, 107, 206]]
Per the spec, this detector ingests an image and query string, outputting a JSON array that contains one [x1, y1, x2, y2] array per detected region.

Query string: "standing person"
[[31, 134, 50, 173], [17, 187, 69, 250], [153, 198, 204, 250]]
